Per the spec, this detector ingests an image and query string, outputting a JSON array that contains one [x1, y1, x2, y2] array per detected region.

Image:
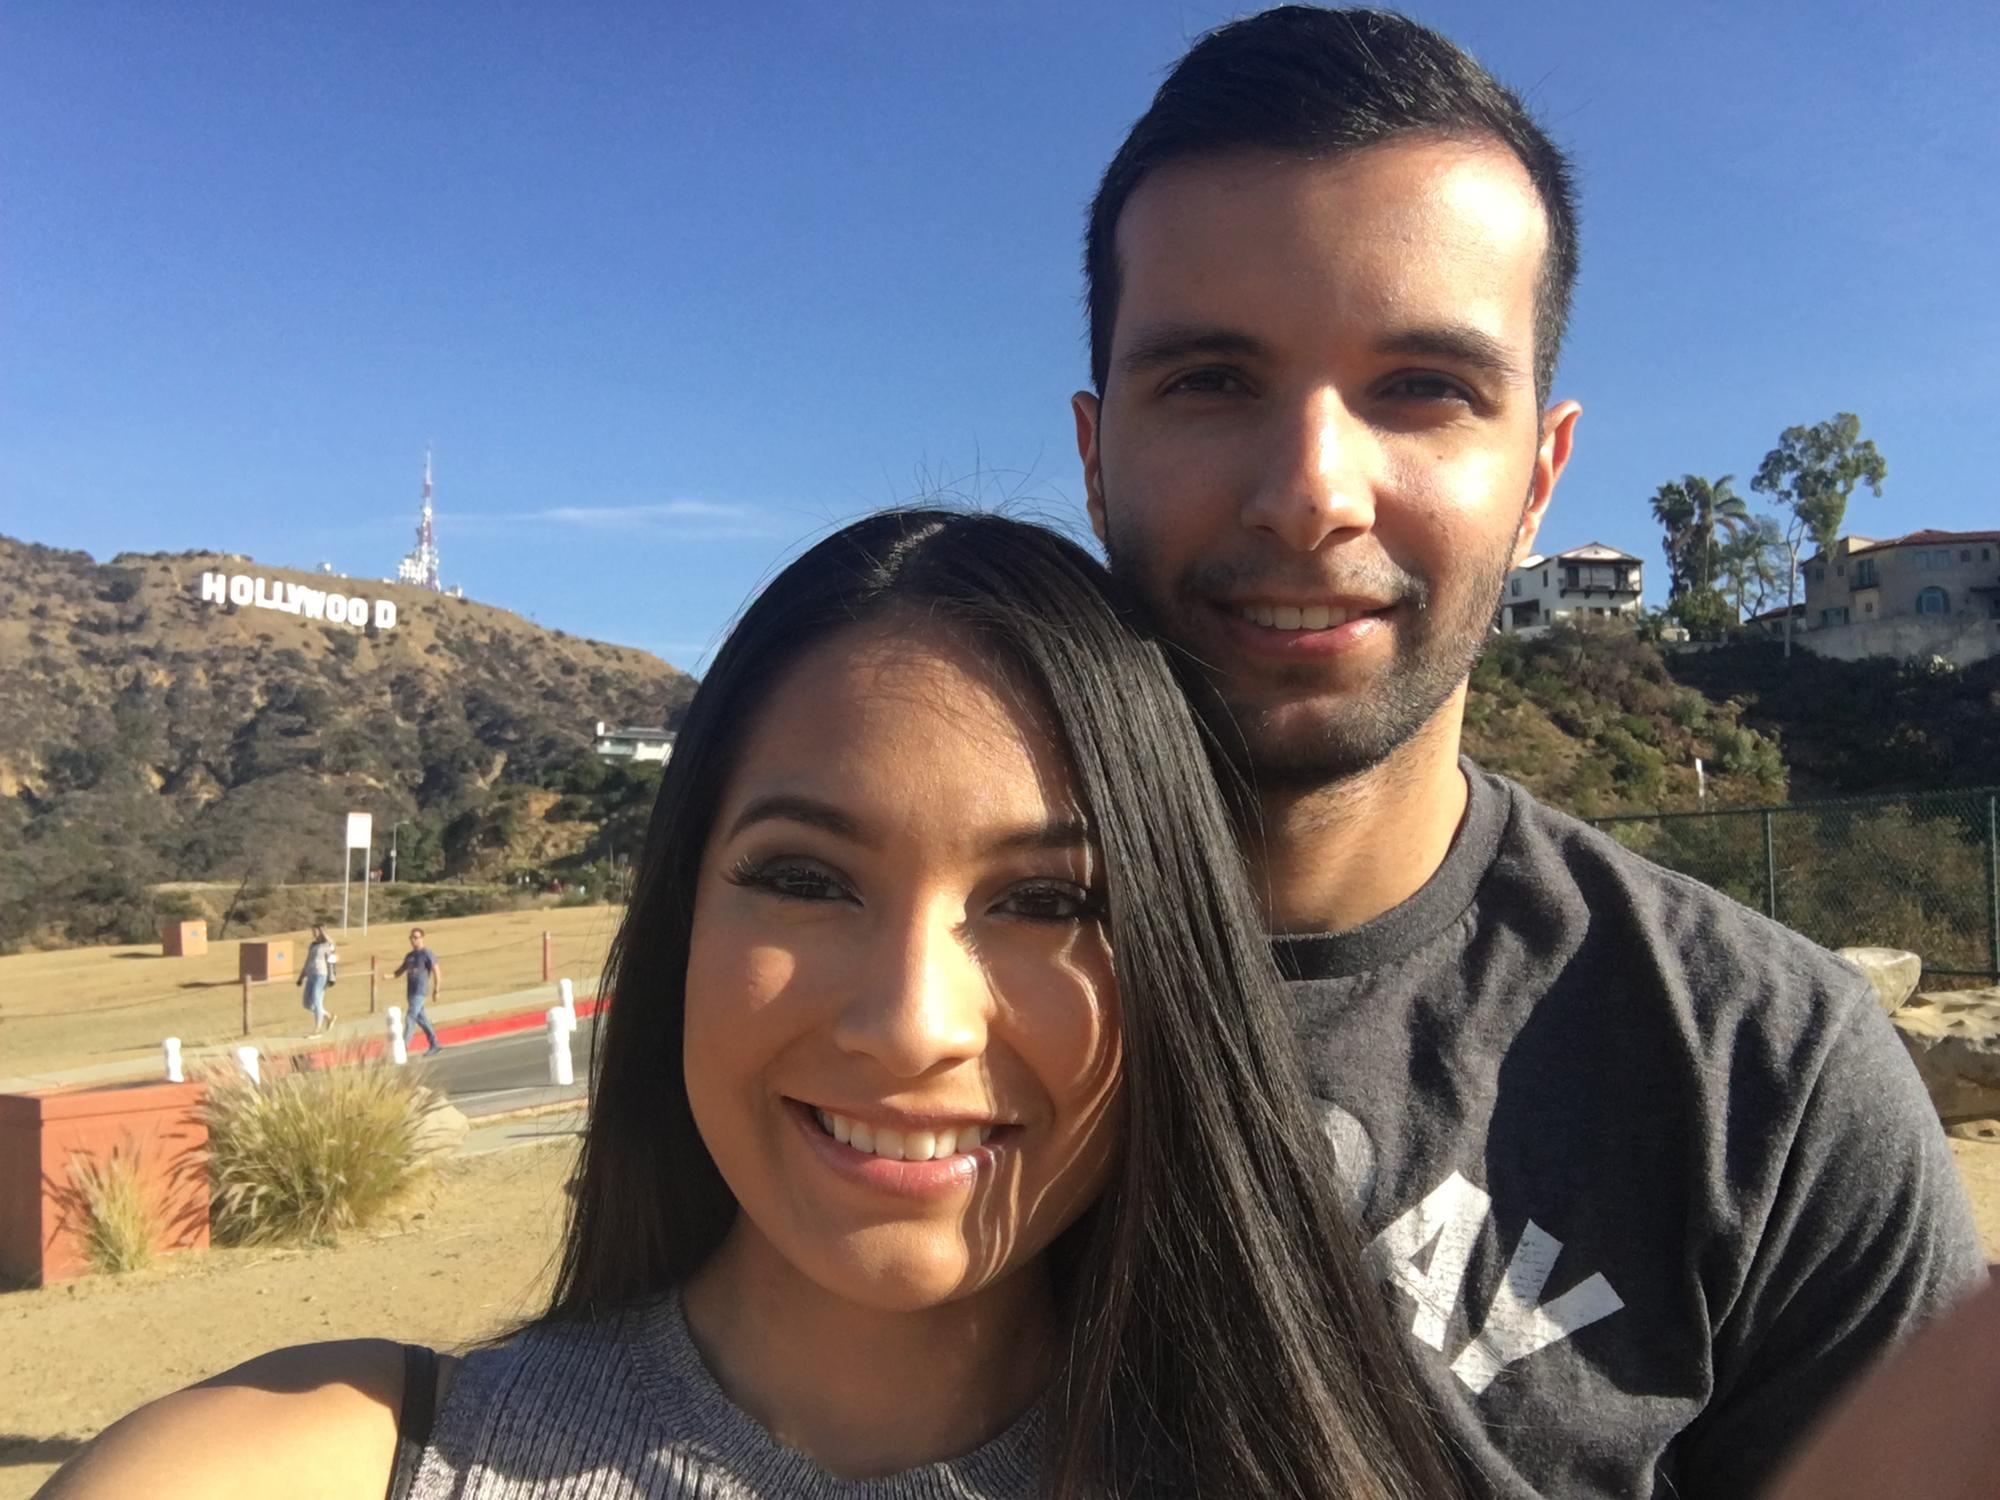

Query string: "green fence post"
[[1762, 810, 1778, 921], [1986, 794, 1999, 983]]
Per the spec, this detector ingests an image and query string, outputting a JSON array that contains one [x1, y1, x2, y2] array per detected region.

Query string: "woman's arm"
[[36, 1339, 436, 1500], [1762, 1274, 2000, 1500]]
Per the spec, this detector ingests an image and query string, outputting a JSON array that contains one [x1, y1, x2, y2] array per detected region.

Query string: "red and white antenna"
[[397, 446, 443, 591]]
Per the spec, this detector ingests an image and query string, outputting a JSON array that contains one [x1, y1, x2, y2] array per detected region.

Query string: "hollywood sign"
[[198, 572, 399, 631]]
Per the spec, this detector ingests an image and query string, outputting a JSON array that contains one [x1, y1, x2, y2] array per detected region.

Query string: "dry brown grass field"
[[0, 904, 624, 1079], [0, 1139, 576, 1500]]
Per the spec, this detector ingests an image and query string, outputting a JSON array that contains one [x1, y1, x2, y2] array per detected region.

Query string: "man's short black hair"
[[1086, 5, 1578, 407]]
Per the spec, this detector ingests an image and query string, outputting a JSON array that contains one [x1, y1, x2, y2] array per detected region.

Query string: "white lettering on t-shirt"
[[1369, 1170, 1625, 1394]]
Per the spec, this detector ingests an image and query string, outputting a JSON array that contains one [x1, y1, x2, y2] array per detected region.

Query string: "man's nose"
[[832, 898, 988, 1078], [1240, 387, 1376, 552]]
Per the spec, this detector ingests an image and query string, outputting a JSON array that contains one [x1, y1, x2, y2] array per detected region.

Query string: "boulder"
[[1893, 989, 2000, 1122], [1837, 947, 1924, 1016], [1946, 1118, 2000, 1144], [410, 1097, 471, 1159]]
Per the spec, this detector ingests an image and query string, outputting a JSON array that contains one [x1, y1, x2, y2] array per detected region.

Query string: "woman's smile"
[[783, 1098, 1017, 1199]]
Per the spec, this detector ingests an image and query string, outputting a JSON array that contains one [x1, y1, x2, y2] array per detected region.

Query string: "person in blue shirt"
[[391, 928, 442, 1053]]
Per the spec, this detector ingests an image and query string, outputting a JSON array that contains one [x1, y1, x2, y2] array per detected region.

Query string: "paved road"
[[414, 1015, 597, 1119]]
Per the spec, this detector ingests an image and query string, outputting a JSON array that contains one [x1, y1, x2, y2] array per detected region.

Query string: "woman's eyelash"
[[726, 856, 848, 901]]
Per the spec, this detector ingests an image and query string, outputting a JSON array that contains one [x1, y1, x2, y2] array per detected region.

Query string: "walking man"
[[392, 926, 443, 1054], [1073, 9, 1984, 1496]]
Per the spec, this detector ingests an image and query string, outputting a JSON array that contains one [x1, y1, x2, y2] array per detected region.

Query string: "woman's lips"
[[784, 1098, 1012, 1199]]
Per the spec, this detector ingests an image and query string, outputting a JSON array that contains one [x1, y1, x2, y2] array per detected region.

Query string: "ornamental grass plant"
[[202, 1052, 432, 1246], [67, 1146, 159, 1274]]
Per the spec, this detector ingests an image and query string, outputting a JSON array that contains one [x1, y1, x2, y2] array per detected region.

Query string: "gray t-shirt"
[[1279, 763, 1985, 1499]]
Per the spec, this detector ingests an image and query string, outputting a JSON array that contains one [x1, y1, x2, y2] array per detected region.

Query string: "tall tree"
[[1649, 480, 1696, 599], [1752, 413, 1888, 656], [1650, 473, 1750, 603], [1719, 517, 1790, 623]]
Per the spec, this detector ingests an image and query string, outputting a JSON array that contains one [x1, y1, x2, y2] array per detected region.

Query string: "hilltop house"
[[593, 721, 676, 765], [1497, 543, 1644, 636], [1795, 529, 2000, 665]]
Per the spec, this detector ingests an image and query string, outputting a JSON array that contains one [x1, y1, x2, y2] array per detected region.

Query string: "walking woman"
[[297, 923, 337, 1034], [42, 511, 1463, 1499]]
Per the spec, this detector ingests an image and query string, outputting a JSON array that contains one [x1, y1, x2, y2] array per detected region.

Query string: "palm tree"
[[1719, 517, 1789, 623], [1650, 480, 1697, 599], [1683, 474, 1751, 596]]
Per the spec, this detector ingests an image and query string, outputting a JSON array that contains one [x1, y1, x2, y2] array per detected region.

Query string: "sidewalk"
[[0, 975, 603, 1094]]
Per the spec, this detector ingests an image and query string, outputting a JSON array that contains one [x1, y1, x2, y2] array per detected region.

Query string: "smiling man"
[[1073, 8, 1984, 1497]]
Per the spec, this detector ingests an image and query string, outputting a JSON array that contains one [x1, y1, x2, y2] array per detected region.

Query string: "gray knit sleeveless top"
[[404, 1295, 1046, 1499]]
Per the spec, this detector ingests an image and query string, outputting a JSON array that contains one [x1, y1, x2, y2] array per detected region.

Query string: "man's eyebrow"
[[1117, 323, 1268, 377], [1376, 324, 1526, 383], [725, 794, 869, 844]]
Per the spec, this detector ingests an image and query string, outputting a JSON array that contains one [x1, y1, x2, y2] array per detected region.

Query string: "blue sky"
[[6, 1, 1996, 672]]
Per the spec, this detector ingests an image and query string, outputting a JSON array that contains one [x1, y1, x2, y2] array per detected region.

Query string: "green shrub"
[[67, 1145, 159, 1274], [203, 1057, 432, 1246]]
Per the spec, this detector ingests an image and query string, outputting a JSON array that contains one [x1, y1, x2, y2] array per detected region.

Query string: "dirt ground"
[[0, 905, 624, 1078], [1, 1134, 1994, 1499], [0, 1138, 577, 1500]]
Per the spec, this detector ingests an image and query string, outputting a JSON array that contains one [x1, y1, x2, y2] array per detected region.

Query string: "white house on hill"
[[1498, 543, 1644, 636], [593, 721, 676, 765]]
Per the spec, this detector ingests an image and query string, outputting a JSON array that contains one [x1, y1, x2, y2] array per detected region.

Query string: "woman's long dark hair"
[[549, 510, 1462, 1500]]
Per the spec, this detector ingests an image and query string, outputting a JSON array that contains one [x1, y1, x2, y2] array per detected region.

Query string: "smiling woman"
[[38, 511, 1462, 1500]]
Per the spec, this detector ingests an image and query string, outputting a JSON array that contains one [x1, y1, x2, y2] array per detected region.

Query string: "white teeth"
[[815, 1110, 993, 1160], [1241, 603, 1358, 632]]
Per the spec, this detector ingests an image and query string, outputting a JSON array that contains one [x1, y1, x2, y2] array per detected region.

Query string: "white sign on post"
[[342, 813, 375, 932]]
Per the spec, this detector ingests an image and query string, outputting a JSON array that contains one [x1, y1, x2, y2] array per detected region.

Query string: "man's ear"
[[1072, 391, 1107, 547], [1517, 398, 1581, 564]]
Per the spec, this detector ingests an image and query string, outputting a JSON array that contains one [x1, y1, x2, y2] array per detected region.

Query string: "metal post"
[[542, 931, 552, 983], [1762, 810, 1778, 921], [369, 953, 379, 1014], [361, 837, 372, 933], [241, 973, 254, 1035], [1986, 794, 1999, 982]]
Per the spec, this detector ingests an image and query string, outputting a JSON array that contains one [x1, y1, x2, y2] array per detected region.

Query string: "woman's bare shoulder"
[[37, 1339, 460, 1500]]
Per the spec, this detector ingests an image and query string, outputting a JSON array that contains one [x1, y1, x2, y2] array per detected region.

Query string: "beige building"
[[1795, 529, 2000, 665], [1803, 530, 2000, 628], [1498, 543, 1644, 636]]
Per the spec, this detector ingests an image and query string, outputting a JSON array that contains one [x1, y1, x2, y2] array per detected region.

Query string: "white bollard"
[[163, 1037, 183, 1083], [387, 1006, 408, 1066], [546, 1005, 576, 1087], [558, 977, 575, 1018], [234, 1045, 260, 1084]]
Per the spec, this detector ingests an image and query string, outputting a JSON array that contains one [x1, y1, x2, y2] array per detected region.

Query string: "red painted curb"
[[295, 993, 606, 1065]]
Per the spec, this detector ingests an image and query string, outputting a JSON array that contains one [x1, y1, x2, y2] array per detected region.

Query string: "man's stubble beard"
[[1102, 512, 1521, 794]]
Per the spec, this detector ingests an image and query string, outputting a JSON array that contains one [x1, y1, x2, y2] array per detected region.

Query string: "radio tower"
[[396, 448, 443, 591]]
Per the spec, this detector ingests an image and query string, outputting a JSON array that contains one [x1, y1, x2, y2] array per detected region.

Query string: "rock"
[[410, 1098, 470, 1159], [1893, 989, 2000, 1122], [1837, 947, 1924, 1016], [1946, 1118, 2000, 1144]]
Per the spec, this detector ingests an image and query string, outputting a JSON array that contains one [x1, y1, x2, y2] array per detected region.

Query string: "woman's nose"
[[831, 898, 988, 1078]]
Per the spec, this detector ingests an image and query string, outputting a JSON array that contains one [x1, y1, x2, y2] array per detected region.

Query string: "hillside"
[[0, 536, 695, 950]]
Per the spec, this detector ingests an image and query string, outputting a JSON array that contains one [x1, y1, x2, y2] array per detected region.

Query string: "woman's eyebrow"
[[983, 817, 1094, 856], [724, 793, 868, 844]]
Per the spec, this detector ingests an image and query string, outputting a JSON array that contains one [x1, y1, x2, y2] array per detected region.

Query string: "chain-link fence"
[[1592, 789, 2000, 982]]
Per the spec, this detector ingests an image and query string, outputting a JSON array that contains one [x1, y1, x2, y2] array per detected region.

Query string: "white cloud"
[[444, 498, 791, 540]]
